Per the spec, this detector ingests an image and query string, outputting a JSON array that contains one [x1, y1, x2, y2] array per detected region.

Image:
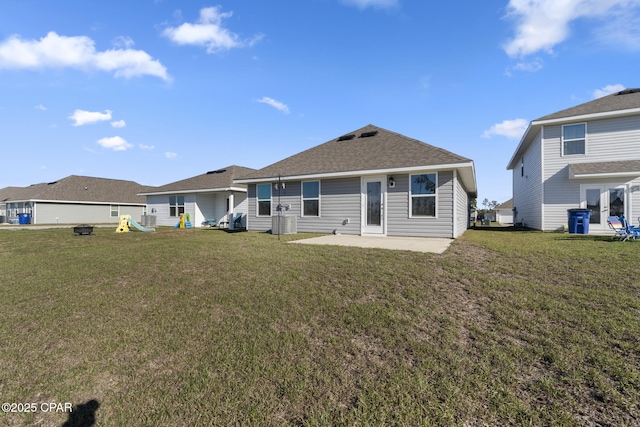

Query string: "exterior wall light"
[[388, 176, 395, 188]]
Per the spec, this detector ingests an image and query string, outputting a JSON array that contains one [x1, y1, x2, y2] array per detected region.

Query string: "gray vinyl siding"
[[302, 178, 361, 234], [233, 193, 248, 228], [453, 172, 470, 238], [146, 194, 195, 227], [513, 130, 543, 229], [542, 115, 640, 231], [247, 178, 361, 234], [146, 194, 191, 227], [247, 184, 273, 231], [248, 173, 459, 237], [146, 195, 171, 226], [387, 171, 454, 238], [542, 124, 580, 230], [34, 202, 144, 224]]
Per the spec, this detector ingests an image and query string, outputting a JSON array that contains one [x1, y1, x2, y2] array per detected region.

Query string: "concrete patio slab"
[[290, 234, 453, 254]]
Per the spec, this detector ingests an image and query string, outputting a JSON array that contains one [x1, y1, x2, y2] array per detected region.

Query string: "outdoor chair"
[[233, 212, 243, 229], [607, 216, 627, 240], [201, 219, 217, 228], [618, 215, 640, 241]]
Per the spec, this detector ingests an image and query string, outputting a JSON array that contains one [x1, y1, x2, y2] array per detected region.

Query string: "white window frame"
[[301, 180, 321, 217], [169, 196, 185, 217], [256, 184, 272, 217], [110, 205, 119, 217], [409, 172, 438, 218], [562, 123, 587, 156]]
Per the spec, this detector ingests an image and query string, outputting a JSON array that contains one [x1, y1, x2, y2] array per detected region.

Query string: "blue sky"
[[1, 0, 639, 204]]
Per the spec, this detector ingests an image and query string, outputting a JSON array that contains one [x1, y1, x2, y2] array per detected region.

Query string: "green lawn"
[[1, 227, 639, 426]]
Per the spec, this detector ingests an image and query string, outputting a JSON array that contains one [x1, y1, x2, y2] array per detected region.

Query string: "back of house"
[[235, 125, 477, 238]]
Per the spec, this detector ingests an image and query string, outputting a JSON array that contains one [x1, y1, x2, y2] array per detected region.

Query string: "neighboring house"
[[0, 175, 149, 224], [234, 124, 477, 238], [507, 88, 640, 232], [495, 199, 513, 224], [139, 165, 255, 228]]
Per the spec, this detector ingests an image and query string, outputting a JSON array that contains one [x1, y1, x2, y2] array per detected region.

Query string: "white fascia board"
[[506, 122, 536, 170], [138, 186, 247, 196], [569, 171, 640, 180], [234, 162, 476, 184], [535, 107, 640, 126], [30, 199, 145, 206]]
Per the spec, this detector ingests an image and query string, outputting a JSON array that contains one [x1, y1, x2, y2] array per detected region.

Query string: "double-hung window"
[[563, 123, 586, 155], [410, 173, 437, 217], [257, 184, 271, 216], [169, 196, 185, 217], [110, 205, 119, 217], [302, 181, 320, 217]]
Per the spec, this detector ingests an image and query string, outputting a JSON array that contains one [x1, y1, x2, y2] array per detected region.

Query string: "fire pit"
[[73, 224, 94, 236]]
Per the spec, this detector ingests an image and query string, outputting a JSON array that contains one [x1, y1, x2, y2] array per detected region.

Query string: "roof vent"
[[337, 134, 356, 141], [47, 181, 57, 185], [207, 169, 227, 174], [615, 88, 640, 96], [359, 131, 378, 138]]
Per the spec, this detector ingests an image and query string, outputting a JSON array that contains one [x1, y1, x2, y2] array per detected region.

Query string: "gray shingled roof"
[[508, 89, 640, 170], [536, 88, 640, 121], [141, 165, 255, 194], [0, 175, 148, 204], [569, 160, 640, 177], [496, 198, 513, 210], [236, 124, 472, 180]]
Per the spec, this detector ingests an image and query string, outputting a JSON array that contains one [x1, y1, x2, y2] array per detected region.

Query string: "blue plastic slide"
[[127, 218, 155, 232]]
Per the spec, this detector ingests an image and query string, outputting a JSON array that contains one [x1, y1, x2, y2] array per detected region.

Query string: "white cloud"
[[69, 109, 112, 126], [112, 36, 135, 49], [504, 57, 544, 76], [139, 144, 155, 150], [162, 6, 263, 53], [593, 84, 625, 99], [482, 118, 528, 140], [96, 136, 133, 151], [111, 119, 126, 128], [0, 31, 170, 81], [35, 104, 46, 111], [340, 0, 398, 9], [165, 152, 177, 159], [503, 0, 640, 57], [257, 96, 290, 114]]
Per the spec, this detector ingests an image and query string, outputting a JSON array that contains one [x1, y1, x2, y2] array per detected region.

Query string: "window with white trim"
[[563, 123, 586, 155], [257, 184, 271, 216], [169, 196, 185, 217], [110, 205, 119, 217], [302, 181, 320, 217], [410, 173, 437, 217]]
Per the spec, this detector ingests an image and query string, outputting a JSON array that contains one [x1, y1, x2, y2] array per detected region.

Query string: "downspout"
[[277, 175, 282, 241]]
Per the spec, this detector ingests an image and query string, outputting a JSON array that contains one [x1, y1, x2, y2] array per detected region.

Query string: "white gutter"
[[11, 199, 146, 206], [138, 186, 248, 196], [569, 171, 640, 179], [234, 162, 476, 184]]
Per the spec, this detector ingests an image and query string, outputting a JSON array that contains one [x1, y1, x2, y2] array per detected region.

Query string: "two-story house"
[[507, 88, 640, 233]]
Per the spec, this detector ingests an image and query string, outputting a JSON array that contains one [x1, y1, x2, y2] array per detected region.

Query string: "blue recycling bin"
[[567, 209, 590, 234], [17, 213, 31, 224]]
